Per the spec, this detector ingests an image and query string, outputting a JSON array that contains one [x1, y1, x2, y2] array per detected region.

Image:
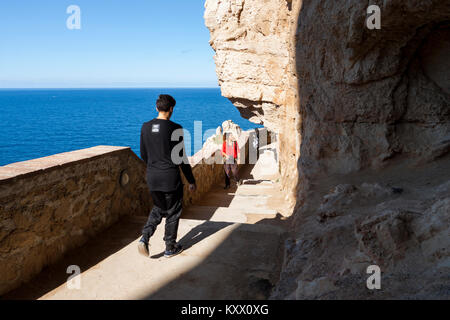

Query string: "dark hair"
[[156, 94, 176, 112], [225, 132, 233, 141]]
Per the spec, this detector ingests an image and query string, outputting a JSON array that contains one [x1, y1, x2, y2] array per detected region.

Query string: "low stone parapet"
[[0, 146, 151, 295], [0, 127, 269, 295]]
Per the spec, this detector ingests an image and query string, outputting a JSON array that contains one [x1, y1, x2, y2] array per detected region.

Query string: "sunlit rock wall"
[[206, 0, 450, 299], [205, 0, 301, 205]]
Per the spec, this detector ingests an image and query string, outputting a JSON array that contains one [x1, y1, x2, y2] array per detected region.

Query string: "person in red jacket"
[[222, 132, 242, 189]]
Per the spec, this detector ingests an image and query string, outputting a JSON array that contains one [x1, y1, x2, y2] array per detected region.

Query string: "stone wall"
[[0, 128, 262, 296], [0, 146, 151, 295]]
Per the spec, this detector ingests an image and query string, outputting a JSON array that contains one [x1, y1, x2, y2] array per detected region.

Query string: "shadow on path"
[[150, 221, 233, 259], [142, 215, 288, 300], [2, 216, 143, 300]]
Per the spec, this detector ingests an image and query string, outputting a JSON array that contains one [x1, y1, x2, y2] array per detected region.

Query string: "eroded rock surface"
[[205, 0, 449, 299], [205, 0, 301, 203], [296, 0, 450, 183], [272, 157, 450, 299]]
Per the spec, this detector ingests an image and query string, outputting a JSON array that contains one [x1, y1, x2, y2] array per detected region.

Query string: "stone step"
[[239, 183, 274, 189], [234, 186, 278, 197], [39, 217, 285, 300], [242, 179, 274, 186], [183, 206, 247, 223], [196, 193, 269, 209], [182, 205, 278, 223]]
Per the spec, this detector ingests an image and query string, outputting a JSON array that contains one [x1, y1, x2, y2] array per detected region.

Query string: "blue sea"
[[0, 88, 259, 166]]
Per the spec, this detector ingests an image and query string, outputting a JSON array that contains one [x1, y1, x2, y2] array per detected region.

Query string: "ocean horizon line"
[[0, 87, 221, 90], [0, 86, 255, 166]]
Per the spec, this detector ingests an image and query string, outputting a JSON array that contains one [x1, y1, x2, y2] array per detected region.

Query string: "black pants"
[[224, 163, 239, 186], [142, 186, 183, 250]]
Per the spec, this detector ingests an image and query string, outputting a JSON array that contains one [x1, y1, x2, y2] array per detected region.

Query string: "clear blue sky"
[[0, 0, 218, 88]]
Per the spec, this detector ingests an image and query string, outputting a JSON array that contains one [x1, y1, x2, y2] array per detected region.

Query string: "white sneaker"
[[138, 241, 150, 257]]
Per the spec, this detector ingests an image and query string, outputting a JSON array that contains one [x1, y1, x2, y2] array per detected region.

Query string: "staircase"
[[5, 150, 287, 300]]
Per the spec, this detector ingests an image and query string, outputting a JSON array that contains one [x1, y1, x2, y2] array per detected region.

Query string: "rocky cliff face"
[[295, 0, 450, 183], [205, 0, 301, 204], [205, 0, 449, 299]]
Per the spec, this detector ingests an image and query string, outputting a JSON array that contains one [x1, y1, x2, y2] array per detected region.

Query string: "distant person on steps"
[[138, 94, 196, 259], [222, 132, 242, 189]]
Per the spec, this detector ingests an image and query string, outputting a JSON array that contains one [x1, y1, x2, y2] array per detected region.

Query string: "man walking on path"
[[139, 94, 196, 258]]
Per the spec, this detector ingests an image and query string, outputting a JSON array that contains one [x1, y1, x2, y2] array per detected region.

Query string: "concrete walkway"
[[5, 148, 288, 300]]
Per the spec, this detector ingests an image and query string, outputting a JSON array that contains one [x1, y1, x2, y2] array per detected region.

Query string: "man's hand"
[[189, 184, 197, 192]]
